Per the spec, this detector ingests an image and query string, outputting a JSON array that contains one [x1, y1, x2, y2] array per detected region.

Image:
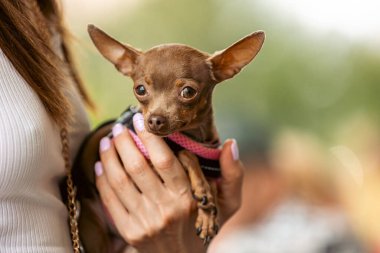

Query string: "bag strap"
[[60, 128, 81, 253]]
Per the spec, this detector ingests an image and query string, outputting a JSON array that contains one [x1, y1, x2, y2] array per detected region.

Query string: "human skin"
[[95, 113, 244, 253]]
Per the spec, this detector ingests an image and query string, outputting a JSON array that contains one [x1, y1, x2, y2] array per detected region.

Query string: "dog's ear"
[[88, 25, 141, 76], [207, 31, 265, 83]]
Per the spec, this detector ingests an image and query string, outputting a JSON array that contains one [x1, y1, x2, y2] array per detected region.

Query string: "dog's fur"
[[74, 25, 265, 252]]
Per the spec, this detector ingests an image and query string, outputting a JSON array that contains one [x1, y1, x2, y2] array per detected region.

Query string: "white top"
[[0, 47, 90, 252]]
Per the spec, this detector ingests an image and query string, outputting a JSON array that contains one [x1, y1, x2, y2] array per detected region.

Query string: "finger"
[[99, 136, 141, 211], [96, 162, 156, 246], [220, 139, 244, 181], [111, 123, 166, 200], [132, 113, 190, 192], [218, 139, 245, 221], [94, 161, 131, 235]]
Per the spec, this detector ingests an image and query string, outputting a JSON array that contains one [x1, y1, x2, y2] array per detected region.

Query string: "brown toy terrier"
[[74, 25, 265, 252]]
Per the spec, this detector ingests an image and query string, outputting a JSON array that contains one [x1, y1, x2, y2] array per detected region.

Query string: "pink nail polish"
[[133, 113, 145, 132], [100, 137, 111, 152], [112, 123, 124, 137], [95, 161, 103, 176], [231, 139, 239, 161]]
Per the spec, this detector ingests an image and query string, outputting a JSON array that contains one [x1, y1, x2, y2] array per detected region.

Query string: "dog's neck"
[[180, 113, 219, 146]]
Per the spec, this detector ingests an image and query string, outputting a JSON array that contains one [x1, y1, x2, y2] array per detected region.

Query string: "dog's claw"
[[203, 236, 211, 246], [192, 194, 208, 206], [201, 196, 208, 206], [196, 226, 202, 236], [192, 193, 200, 201], [214, 224, 219, 234]]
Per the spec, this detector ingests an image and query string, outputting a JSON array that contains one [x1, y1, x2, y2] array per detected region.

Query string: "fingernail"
[[112, 123, 124, 137], [231, 139, 239, 161], [133, 113, 145, 132], [95, 161, 103, 176], [100, 137, 111, 152]]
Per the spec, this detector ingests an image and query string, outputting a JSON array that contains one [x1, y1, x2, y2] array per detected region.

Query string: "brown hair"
[[0, 0, 93, 127]]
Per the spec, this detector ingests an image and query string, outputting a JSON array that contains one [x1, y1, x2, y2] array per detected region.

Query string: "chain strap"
[[60, 128, 81, 253], [28, 1, 81, 251]]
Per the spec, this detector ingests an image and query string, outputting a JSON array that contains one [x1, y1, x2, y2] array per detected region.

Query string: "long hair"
[[0, 0, 93, 127]]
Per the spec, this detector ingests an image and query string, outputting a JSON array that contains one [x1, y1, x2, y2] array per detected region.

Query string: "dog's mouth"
[[147, 127, 178, 137], [147, 130, 172, 137], [146, 121, 188, 137]]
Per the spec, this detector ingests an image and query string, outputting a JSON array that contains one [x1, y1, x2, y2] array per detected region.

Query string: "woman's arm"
[[95, 113, 244, 253]]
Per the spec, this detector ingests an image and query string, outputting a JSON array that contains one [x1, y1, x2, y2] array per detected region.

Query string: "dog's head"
[[88, 25, 265, 136]]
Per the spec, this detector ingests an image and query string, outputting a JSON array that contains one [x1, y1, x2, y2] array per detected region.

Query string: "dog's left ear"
[[88, 25, 141, 76], [207, 31, 265, 83]]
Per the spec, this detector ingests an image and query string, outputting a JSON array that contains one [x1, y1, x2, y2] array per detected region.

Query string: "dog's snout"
[[148, 115, 168, 132]]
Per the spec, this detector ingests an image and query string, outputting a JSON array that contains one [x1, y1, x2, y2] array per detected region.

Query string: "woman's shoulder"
[[0, 47, 44, 108], [0, 46, 57, 137]]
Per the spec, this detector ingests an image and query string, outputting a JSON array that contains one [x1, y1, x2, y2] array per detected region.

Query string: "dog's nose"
[[147, 115, 168, 132]]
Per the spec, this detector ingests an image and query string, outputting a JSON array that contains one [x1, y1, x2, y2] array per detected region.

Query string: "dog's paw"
[[195, 207, 219, 245]]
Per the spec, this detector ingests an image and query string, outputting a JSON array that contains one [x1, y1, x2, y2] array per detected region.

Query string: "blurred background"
[[62, 0, 380, 252]]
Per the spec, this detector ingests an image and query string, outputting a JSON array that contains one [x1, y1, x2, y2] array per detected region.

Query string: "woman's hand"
[[95, 113, 244, 253]]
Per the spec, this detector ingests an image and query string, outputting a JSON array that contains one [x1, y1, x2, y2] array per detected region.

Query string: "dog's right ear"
[[88, 25, 141, 76]]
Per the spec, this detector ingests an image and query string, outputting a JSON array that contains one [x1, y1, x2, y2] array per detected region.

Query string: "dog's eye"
[[135, 85, 147, 96], [180, 87, 197, 99]]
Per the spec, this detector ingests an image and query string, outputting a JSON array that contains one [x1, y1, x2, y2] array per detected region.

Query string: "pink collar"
[[128, 130, 221, 160]]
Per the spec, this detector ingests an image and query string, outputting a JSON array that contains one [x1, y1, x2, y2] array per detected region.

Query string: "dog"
[[73, 25, 265, 252]]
